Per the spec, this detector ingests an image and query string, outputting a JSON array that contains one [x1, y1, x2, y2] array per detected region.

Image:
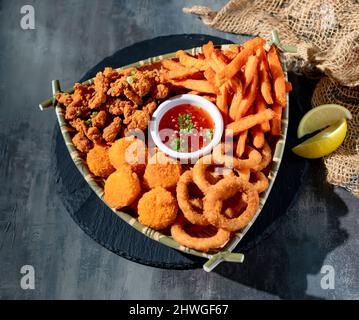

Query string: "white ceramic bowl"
[[150, 94, 224, 161]]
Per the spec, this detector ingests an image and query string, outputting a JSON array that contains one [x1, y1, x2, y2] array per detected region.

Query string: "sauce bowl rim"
[[149, 94, 224, 160]]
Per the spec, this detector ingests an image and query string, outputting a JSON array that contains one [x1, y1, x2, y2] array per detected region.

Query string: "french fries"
[[215, 47, 253, 87], [229, 91, 242, 121], [176, 50, 207, 71], [160, 38, 290, 154], [170, 79, 217, 95], [243, 37, 266, 51], [252, 125, 265, 149], [202, 41, 215, 60], [236, 130, 248, 157], [235, 72, 259, 120], [243, 55, 259, 91], [267, 46, 286, 107], [257, 47, 274, 105], [210, 49, 228, 71], [228, 76, 242, 95], [161, 59, 200, 79], [285, 81, 293, 92], [164, 68, 200, 80], [226, 109, 275, 137], [203, 67, 216, 86], [216, 83, 230, 121], [254, 93, 270, 132], [161, 59, 184, 70], [223, 46, 241, 60], [271, 102, 283, 136], [215, 37, 265, 87]]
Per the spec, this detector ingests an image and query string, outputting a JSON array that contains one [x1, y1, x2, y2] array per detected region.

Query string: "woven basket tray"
[[40, 31, 290, 272]]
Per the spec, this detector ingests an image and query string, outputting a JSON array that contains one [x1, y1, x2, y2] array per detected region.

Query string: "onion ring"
[[212, 143, 240, 168], [239, 146, 262, 169], [223, 193, 248, 219], [250, 171, 269, 193], [205, 170, 226, 185], [212, 142, 234, 163], [204, 176, 259, 232], [170, 216, 231, 252], [192, 155, 214, 194], [176, 170, 210, 226], [213, 143, 262, 170], [192, 154, 235, 193], [251, 141, 272, 172], [192, 151, 253, 194], [188, 198, 203, 210], [233, 168, 250, 182]]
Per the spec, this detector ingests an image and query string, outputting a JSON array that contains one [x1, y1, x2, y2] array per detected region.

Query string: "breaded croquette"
[[138, 187, 178, 230], [87, 144, 115, 178], [104, 169, 141, 209], [143, 151, 182, 190], [108, 136, 147, 174]]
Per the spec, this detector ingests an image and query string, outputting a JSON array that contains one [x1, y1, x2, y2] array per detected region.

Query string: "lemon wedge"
[[292, 119, 347, 159], [297, 104, 352, 138]]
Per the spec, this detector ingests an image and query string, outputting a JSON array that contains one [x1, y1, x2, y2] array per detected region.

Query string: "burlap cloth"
[[184, 0, 359, 197]]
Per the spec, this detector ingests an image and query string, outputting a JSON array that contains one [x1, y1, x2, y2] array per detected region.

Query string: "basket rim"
[[51, 41, 289, 262]]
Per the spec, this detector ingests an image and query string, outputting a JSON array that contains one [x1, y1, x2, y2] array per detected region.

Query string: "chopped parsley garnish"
[[90, 111, 98, 118], [204, 128, 213, 140], [131, 69, 137, 75], [178, 113, 194, 134], [126, 76, 136, 84], [170, 137, 184, 152], [85, 119, 92, 126]]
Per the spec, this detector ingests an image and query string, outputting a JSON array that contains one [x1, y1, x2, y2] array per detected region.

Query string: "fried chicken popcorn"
[[143, 151, 182, 190], [108, 136, 147, 174], [72, 131, 92, 153], [138, 187, 178, 230], [91, 110, 107, 129], [123, 99, 158, 132], [86, 144, 115, 178], [104, 169, 141, 209], [56, 67, 169, 153], [102, 117, 122, 142]]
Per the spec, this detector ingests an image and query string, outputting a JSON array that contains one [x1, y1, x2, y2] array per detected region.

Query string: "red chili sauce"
[[158, 104, 215, 153]]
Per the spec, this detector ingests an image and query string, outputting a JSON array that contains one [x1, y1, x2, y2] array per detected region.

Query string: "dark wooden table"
[[0, 0, 358, 300]]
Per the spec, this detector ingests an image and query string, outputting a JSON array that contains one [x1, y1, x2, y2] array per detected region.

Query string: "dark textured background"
[[0, 0, 358, 299]]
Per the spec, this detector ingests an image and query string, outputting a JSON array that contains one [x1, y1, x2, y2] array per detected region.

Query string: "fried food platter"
[[40, 31, 290, 271]]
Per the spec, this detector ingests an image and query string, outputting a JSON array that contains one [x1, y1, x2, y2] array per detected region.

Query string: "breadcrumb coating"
[[108, 136, 147, 174], [104, 169, 141, 209], [87, 144, 115, 178], [138, 187, 178, 230], [144, 152, 182, 190]]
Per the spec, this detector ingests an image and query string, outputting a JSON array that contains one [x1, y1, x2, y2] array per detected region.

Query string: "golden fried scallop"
[[108, 136, 147, 174], [104, 169, 141, 209], [138, 187, 178, 230], [86, 144, 115, 178], [143, 151, 182, 190]]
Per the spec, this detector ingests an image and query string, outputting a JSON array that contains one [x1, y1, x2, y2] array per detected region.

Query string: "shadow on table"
[[215, 161, 348, 299], [178, 71, 348, 289], [214, 72, 349, 299]]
